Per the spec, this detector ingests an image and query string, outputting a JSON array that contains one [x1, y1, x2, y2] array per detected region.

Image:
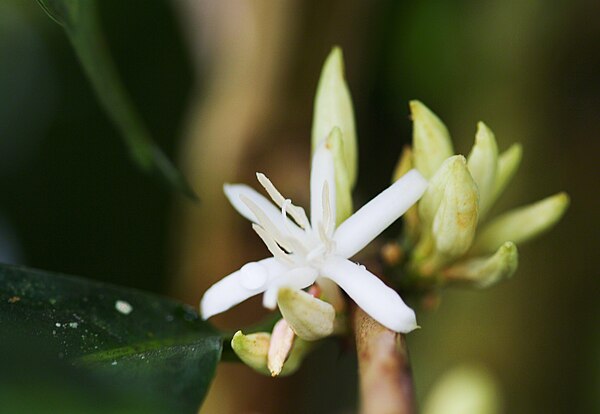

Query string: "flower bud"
[[277, 287, 335, 341], [267, 319, 295, 376], [231, 329, 312, 377], [312, 47, 357, 186], [324, 127, 353, 224], [393, 146, 420, 242], [423, 364, 503, 414], [410, 100, 454, 179], [467, 122, 498, 217], [489, 143, 522, 208], [471, 192, 569, 255], [443, 242, 518, 288], [431, 156, 479, 259], [231, 331, 271, 376]]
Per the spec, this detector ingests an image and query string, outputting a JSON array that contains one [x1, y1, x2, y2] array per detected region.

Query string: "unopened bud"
[[277, 287, 335, 341], [312, 47, 357, 186], [444, 242, 518, 288], [471, 192, 569, 255], [325, 128, 353, 224], [231, 331, 271, 376], [489, 143, 522, 209], [467, 122, 498, 216], [410, 100, 454, 179], [267, 319, 296, 376], [423, 364, 503, 414], [393, 146, 421, 242]]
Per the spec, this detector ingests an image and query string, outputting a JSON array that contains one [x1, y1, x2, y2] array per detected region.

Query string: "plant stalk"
[[354, 307, 416, 414]]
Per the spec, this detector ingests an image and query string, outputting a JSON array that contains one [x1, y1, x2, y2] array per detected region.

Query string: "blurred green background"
[[0, 0, 597, 413]]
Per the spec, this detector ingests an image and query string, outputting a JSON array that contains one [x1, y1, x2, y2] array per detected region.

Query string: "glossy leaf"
[[36, 0, 197, 199], [0, 263, 221, 413]]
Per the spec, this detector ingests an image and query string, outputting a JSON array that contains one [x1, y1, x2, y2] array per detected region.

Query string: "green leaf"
[[0, 263, 221, 413], [36, 0, 197, 199]]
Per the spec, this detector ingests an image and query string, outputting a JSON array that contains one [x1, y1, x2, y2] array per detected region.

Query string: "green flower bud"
[[410, 100, 454, 179], [467, 122, 498, 217], [325, 127, 353, 224], [231, 330, 312, 377], [418, 155, 465, 229], [231, 331, 272, 376], [431, 156, 479, 259], [393, 146, 420, 242], [423, 365, 503, 414], [489, 143, 523, 209], [277, 287, 335, 341], [312, 47, 357, 186], [471, 192, 569, 255], [444, 242, 518, 288]]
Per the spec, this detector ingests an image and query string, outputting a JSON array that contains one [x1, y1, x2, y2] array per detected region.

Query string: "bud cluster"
[[392, 101, 569, 291]]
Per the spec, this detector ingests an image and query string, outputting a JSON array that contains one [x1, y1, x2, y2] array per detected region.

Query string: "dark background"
[[0, 1, 597, 412]]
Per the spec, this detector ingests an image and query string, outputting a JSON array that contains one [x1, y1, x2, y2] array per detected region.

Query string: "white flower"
[[200, 143, 428, 333]]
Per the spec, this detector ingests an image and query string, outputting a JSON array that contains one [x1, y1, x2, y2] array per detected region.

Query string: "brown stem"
[[354, 307, 416, 414]]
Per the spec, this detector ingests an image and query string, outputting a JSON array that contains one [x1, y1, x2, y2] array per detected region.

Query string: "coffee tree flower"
[[392, 101, 569, 290], [200, 140, 428, 336]]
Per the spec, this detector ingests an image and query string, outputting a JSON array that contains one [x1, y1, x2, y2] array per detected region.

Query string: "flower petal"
[[321, 257, 417, 333], [200, 258, 286, 319], [262, 267, 319, 310], [310, 142, 336, 229], [223, 183, 304, 238], [334, 169, 428, 258]]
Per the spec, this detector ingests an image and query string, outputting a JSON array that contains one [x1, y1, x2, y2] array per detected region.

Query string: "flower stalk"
[[354, 306, 415, 414]]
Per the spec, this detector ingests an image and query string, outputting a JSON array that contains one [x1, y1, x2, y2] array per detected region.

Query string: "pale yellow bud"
[[431, 156, 479, 259], [444, 242, 518, 288], [471, 192, 569, 255], [392, 146, 420, 242], [489, 143, 523, 209], [325, 128, 353, 224], [231, 329, 312, 377], [230, 331, 271, 376], [277, 287, 335, 341], [467, 122, 498, 217], [410, 100, 454, 179], [423, 364, 503, 414], [312, 47, 357, 186]]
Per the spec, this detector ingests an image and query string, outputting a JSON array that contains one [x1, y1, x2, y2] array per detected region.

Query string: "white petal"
[[334, 169, 428, 258], [310, 143, 336, 229], [262, 267, 318, 310], [223, 183, 303, 238], [321, 257, 417, 333], [200, 258, 286, 319]]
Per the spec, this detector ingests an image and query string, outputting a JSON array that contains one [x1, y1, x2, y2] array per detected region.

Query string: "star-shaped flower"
[[200, 143, 428, 333]]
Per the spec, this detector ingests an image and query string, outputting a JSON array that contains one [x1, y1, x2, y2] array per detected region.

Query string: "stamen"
[[257, 172, 310, 229], [241, 194, 295, 252], [252, 224, 294, 265]]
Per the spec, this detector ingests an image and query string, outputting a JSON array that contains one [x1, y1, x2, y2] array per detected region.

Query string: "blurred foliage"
[[0, 263, 221, 413], [0, 0, 597, 413], [37, 0, 197, 198]]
